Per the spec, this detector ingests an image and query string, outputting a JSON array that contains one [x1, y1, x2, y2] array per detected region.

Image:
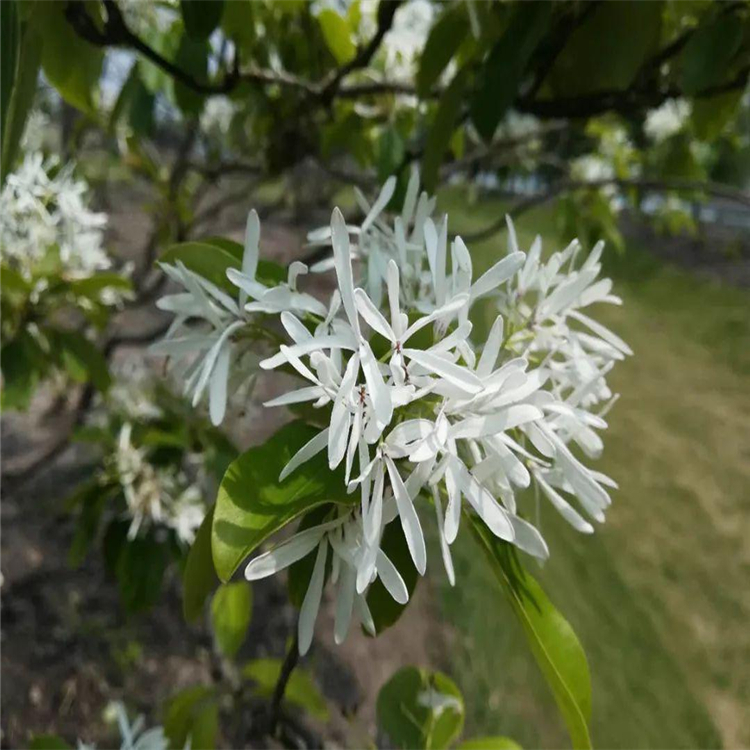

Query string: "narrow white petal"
[[361, 176, 396, 234], [245, 525, 327, 580], [470, 252, 525, 300], [264, 386, 326, 408], [536, 474, 594, 533], [376, 548, 409, 604], [402, 294, 468, 343], [332, 208, 361, 337], [298, 538, 328, 655], [354, 288, 395, 341], [450, 405, 543, 439], [385, 456, 426, 574], [279, 429, 329, 481], [328, 399, 352, 469], [508, 515, 549, 560], [476, 315, 504, 378], [209, 343, 231, 426], [334, 564, 356, 644], [404, 349, 483, 394], [360, 344, 393, 426], [433, 487, 455, 586]]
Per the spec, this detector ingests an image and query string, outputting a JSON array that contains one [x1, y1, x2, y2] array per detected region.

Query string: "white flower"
[[155, 177, 632, 653], [0, 152, 111, 281], [245, 506, 408, 655], [644, 99, 691, 143], [115, 423, 205, 544]]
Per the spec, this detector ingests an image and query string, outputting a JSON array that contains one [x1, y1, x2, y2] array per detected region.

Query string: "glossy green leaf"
[[183, 506, 218, 622], [211, 581, 253, 658], [470, 3, 551, 141], [68, 273, 133, 300], [1, 18, 41, 184], [181, 0, 224, 41], [469, 517, 592, 750], [377, 126, 405, 184], [221, 0, 255, 52], [377, 666, 465, 749], [680, 14, 744, 95], [422, 67, 470, 192], [692, 90, 743, 141], [29, 735, 72, 750], [160, 238, 284, 294], [1, 0, 19, 147], [116, 534, 168, 614], [318, 9, 356, 65], [417, 3, 469, 98], [459, 738, 522, 750], [243, 657, 329, 720], [546, 2, 663, 97], [35, 2, 103, 113], [174, 35, 208, 116], [366, 519, 419, 634], [211, 421, 354, 582], [164, 685, 219, 750], [52, 329, 111, 392]]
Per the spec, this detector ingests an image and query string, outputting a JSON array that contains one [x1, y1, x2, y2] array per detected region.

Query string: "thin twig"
[[268, 632, 300, 737], [462, 175, 750, 243]]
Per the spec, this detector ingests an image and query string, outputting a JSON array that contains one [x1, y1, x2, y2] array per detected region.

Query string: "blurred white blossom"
[[0, 152, 110, 278], [644, 99, 691, 143]]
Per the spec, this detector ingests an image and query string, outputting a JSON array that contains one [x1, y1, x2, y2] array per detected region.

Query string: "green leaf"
[[318, 9, 356, 65], [221, 0, 255, 52], [173, 35, 208, 116], [692, 89, 742, 141], [52, 329, 111, 392], [470, 3, 551, 141], [1, 17, 41, 184], [116, 534, 168, 614], [469, 517, 592, 750], [417, 3, 469, 97], [1, 0, 20, 147], [680, 13, 745, 95], [422, 67, 470, 193], [164, 685, 219, 750], [68, 481, 112, 567], [29, 735, 72, 750], [366, 519, 419, 634], [160, 238, 284, 295], [243, 657, 329, 720], [211, 421, 354, 582], [183, 506, 219, 622], [34, 2, 103, 113], [377, 666, 465, 749], [546, 2, 663, 97], [0, 331, 46, 411], [210, 581, 252, 658], [377, 126, 406, 184], [181, 0, 224, 41], [68, 272, 133, 300], [458, 738, 522, 750]]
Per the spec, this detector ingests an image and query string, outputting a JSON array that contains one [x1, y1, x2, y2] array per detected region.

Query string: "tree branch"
[[462, 175, 750, 243], [268, 633, 300, 737]]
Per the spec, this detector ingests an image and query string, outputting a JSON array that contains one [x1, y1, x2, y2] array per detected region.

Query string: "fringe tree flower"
[[156, 175, 631, 654]]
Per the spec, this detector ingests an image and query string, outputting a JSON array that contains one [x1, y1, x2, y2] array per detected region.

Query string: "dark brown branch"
[[268, 633, 300, 737], [318, 0, 403, 103]]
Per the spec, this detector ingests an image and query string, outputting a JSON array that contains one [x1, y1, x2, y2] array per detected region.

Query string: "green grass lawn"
[[430, 188, 750, 749]]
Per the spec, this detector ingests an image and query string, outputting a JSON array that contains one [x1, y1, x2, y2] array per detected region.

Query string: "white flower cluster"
[[0, 152, 110, 279], [115, 423, 205, 545], [154, 173, 629, 654]]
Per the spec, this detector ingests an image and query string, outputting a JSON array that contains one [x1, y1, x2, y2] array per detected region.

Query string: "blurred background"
[[1, 1, 749, 748]]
